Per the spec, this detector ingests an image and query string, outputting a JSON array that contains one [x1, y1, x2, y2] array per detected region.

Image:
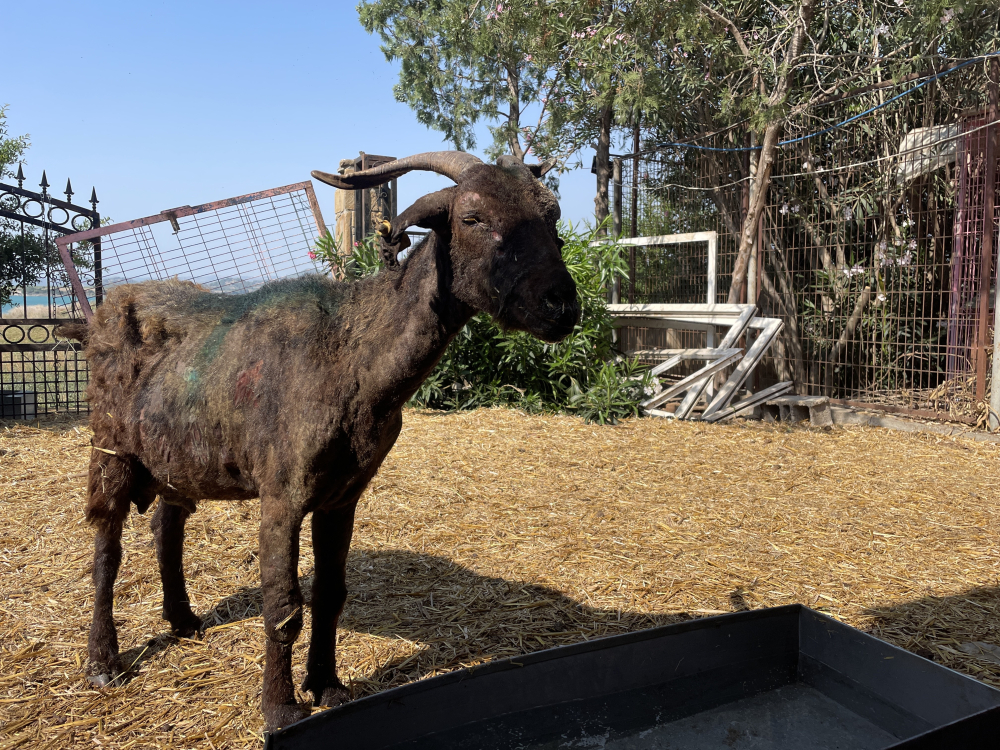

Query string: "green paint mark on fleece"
[[181, 275, 346, 402]]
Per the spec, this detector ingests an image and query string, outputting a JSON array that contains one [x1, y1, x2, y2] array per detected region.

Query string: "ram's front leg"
[[302, 502, 357, 706], [259, 497, 310, 731]]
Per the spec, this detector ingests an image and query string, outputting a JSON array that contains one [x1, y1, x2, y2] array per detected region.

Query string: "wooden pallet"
[[610, 303, 786, 422]]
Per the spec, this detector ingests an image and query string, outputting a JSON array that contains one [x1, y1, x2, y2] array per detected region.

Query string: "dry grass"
[[1, 409, 1000, 749], [1, 304, 78, 319]]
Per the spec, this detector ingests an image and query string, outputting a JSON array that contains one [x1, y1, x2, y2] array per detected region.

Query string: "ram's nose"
[[539, 282, 580, 342]]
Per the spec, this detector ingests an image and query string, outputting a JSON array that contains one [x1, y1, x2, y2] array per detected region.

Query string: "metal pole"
[[612, 158, 622, 239], [630, 122, 640, 238], [629, 122, 639, 304], [611, 158, 622, 307], [987, 61, 1000, 429]]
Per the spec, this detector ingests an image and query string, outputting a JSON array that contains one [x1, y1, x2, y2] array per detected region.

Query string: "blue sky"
[[4, 1, 600, 232]]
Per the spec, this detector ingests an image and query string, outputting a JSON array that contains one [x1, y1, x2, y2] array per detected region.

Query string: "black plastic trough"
[[265, 605, 1000, 749]]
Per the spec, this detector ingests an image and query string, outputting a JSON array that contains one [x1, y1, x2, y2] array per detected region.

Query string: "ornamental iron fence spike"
[[90, 187, 99, 206], [40, 170, 49, 191], [16, 164, 24, 187], [65, 178, 74, 201]]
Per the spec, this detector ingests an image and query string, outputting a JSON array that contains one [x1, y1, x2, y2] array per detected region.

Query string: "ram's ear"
[[390, 188, 455, 243], [527, 159, 556, 178]]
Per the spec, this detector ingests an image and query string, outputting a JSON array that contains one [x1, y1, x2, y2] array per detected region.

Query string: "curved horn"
[[312, 151, 484, 189]]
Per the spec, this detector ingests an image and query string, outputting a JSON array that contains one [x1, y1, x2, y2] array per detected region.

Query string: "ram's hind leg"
[[86, 451, 152, 686], [151, 499, 202, 637]]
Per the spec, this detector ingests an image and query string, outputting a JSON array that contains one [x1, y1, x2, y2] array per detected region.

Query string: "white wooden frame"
[[609, 232, 719, 305], [608, 303, 786, 421]]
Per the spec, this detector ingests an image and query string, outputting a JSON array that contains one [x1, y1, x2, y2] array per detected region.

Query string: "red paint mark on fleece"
[[234, 360, 264, 407]]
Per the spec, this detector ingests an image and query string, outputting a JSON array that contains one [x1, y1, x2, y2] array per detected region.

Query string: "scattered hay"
[[1, 409, 999, 749]]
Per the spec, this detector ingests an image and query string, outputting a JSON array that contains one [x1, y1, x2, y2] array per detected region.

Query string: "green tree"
[[0, 104, 29, 179], [0, 106, 40, 311], [642, 0, 999, 300], [359, 0, 573, 162], [358, 0, 698, 233]]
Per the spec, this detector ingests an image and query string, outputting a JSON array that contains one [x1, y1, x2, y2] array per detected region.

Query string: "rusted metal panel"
[[55, 180, 330, 325]]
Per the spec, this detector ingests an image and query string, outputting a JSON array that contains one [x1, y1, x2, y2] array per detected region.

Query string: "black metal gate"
[[0, 167, 100, 418]]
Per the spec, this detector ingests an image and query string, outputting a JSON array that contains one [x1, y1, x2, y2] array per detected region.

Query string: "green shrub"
[[313, 224, 652, 424]]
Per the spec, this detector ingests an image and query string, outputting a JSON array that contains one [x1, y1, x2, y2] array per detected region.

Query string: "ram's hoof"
[[264, 701, 312, 731], [318, 685, 350, 708], [169, 612, 204, 639], [87, 673, 115, 688]]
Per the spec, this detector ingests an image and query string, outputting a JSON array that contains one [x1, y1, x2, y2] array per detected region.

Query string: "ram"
[[60, 152, 579, 730]]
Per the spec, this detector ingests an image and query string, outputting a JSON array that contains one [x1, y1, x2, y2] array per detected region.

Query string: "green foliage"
[[311, 231, 383, 280], [0, 105, 29, 180], [313, 223, 652, 423], [357, 0, 697, 167], [0, 106, 40, 309], [0, 231, 48, 310]]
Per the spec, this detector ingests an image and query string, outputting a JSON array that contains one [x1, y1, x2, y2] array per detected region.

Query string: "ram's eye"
[[463, 217, 480, 225]]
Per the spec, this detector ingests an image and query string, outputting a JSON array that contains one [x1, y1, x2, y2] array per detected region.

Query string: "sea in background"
[[2, 294, 51, 315]]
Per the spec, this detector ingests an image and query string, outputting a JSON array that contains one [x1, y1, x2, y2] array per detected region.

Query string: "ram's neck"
[[345, 236, 473, 410]]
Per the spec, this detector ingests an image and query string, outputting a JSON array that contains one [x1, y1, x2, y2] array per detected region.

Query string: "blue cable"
[[646, 52, 1000, 154]]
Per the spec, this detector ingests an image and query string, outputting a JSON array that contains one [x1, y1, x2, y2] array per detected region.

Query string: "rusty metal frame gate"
[[56, 182, 328, 323], [0, 168, 100, 417]]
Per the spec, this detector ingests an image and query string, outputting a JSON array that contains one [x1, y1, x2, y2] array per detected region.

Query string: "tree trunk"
[[594, 102, 614, 236], [727, 120, 782, 303], [726, 0, 816, 303]]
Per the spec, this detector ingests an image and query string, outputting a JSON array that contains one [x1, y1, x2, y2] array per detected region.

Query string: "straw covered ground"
[[2, 409, 1000, 749]]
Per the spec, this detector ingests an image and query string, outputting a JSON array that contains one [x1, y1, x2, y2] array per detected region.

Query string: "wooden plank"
[[641, 350, 743, 410], [672, 336, 754, 418], [609, 303, 753, 315], [639, 347, 743, 361], [674, 375, 709, 419], [701, 318, 784, 419], [613, 313, 773, 329], [703, 381, 794, 423], [766, 395, 829, 407], [715, 306, 758, 348], [649, 353, 685, 377], [613, 317, 719, 331], [593, 231, 718, 248], [644, 309, 756, 418], [644, 408, 676, 419]]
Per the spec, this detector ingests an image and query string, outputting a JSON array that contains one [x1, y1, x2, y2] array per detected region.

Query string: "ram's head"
[[313, 152, 580, 342]]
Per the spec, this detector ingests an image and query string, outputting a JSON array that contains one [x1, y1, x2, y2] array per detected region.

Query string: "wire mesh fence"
[[13, 181, 329, 417], [615, 62, 999, 424], [57, 182, 328, 317]]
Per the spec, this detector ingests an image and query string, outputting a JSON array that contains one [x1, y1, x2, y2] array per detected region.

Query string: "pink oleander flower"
[[308, 250, 318, 260]]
